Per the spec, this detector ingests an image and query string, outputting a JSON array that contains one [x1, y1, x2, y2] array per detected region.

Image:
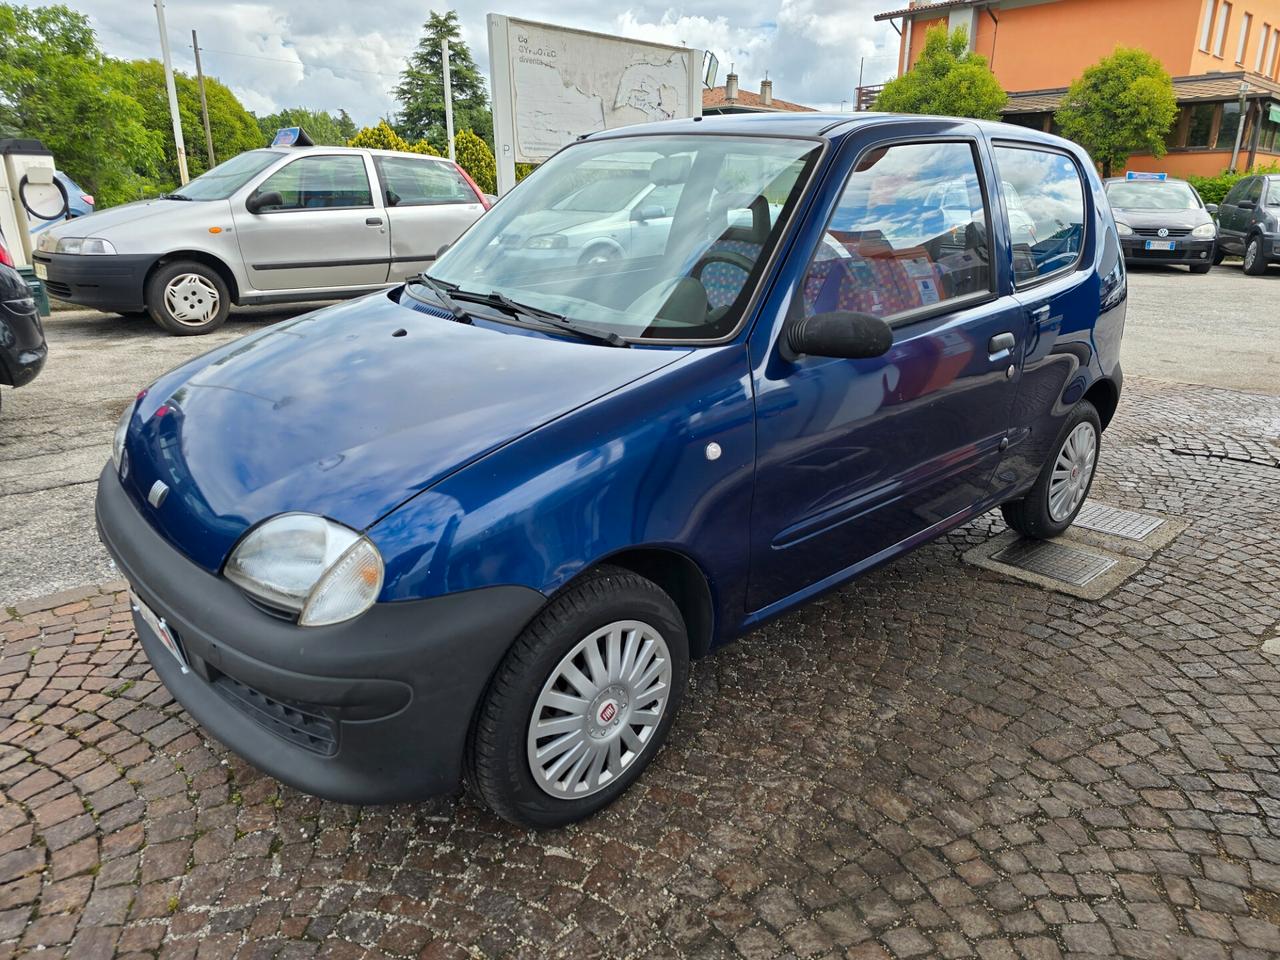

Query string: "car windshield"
[[423, 134, 821, 341], [169, 150, 281, 201], [1106, 181, 1200, 210]]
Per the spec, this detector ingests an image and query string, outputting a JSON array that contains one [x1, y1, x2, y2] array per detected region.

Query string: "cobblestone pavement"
[[2, 376, 1280, 960]]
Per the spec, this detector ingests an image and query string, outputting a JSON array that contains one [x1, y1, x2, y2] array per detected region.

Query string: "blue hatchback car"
[[96, 113, 1125, 827]]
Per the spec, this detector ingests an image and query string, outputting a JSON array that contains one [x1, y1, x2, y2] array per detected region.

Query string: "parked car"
[[1215, 172, 1280, 275], [1104, 175, 1217, 273], [0, 234, 47, 415], [96, 113, 1124, 827], [34, 146, 488, 335], [26, 171, 95, 235]]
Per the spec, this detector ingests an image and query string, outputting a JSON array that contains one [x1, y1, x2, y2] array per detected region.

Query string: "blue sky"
[[26, 1, 901, 123]]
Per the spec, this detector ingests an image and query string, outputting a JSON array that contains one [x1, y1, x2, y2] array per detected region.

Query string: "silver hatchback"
[[33, 146, 488, 335]]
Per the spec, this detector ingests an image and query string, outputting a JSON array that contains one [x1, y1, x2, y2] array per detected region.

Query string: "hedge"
[[1187, 163, 1280, 207]]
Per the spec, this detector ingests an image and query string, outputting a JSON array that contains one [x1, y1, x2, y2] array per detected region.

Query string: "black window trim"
[[802, 134, 999, 332], [372, 154, 478, 208], [247, 153, 376, 215], [991, 139, 1089, 292]]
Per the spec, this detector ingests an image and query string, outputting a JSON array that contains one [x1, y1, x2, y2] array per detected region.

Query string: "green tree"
[[125, 58, 263, 188], [454, 128, 496, 194], [0, 4, 162, 206], [256, 107, 358, 146], [874, 25, 1007, 120], [347, 119, 439, 155], [1055, 48, 1177, 178], [394, 10, 491, 149]]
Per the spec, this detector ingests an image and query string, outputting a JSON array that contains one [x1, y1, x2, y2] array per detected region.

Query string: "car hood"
[[122, 292, 688, 572], [1111, 207, 1213, 229], [502, 208, 623, 240], [42, 198, 207, 241]]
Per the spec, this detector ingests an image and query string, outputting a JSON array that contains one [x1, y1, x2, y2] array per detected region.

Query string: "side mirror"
[[786, 311, 893, 360], [630, 204, 665, 222], [1239, 198, 1257, 210], [1205, 203, 1219, 215], [246, 190, 283, 214]]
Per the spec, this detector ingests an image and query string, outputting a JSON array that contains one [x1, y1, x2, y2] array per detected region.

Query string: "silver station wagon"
[[34, 146, 489, 335]]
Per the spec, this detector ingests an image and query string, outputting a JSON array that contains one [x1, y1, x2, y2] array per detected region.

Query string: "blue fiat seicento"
[[97, 113, 1125, 827]]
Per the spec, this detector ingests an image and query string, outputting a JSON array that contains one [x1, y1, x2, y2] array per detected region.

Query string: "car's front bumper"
[[95, 464, 546, 803], [1120, 237, 1215, 265], [31, 252, 154, 311]]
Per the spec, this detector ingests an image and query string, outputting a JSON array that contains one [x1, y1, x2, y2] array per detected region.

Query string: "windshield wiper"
[[452, 289, 630, 348], [159, 193, 193, 201], [410, 273, 472, 324]]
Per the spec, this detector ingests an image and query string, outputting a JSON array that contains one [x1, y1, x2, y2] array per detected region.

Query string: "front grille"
[[210, 673, 338, 756], [1133, 227, 1192, 238], [44, 279, 72, 298]]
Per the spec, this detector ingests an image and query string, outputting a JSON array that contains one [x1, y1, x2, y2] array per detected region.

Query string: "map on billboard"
[[489, 16, 702, 165]]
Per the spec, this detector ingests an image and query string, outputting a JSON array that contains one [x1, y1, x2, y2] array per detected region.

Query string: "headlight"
[[225, 514, 384, 626], [1191, 223, 1216, 239], [1115, 222, 1133, 237], [524, 234, 568, 249], [37, 232, 57, 253], [111, 398, 137, 471], [55, 237, 116, 255]]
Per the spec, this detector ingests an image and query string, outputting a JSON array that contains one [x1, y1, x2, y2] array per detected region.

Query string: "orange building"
[[874, 0, 1280, 175]]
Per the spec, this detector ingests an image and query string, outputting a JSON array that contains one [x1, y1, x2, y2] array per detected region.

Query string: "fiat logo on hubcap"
[[598, 702, 617, 724]]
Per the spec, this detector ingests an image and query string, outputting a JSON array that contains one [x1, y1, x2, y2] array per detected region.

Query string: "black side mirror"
[[246, 190, 283, 214], [1239, 198, 1257, 210], [786, 311, 893, 360], [1205, 203, 1219, 215], [630, 204, 665, 222]]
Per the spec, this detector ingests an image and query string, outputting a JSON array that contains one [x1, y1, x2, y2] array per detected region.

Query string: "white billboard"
[[487, 15, 703, 194]]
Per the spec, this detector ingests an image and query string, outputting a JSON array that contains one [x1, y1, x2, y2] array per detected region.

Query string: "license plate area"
[[34, 262, 48, 280], [130, 591, 190, 672], [1144, 240, 1176, 251]]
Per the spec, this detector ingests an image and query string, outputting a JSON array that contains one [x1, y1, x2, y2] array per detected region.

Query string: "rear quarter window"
[[994, 145, 1087, 286]]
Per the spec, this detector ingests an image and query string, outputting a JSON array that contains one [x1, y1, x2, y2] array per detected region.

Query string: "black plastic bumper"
[[95, 464, 546, 803], [0, 288, 47, 388], [1120, 238, 1215, 265], [32, 252, 154, 311]]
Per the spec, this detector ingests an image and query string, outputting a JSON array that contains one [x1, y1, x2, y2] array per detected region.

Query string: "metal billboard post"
[[154, 0, 189, 185], [442, 38, 456, 161], [488, 15, 518, 196]]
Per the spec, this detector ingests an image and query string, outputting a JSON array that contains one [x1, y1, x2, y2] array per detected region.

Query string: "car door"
[[372, 155, 486, 282], [232, 152, 390, 292], [992, 141, 1098, 496], [1218, 177, 1252, 251], [747, 125, 1026, 612]]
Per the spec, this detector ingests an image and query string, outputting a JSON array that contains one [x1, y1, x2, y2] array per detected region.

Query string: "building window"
[[1216, 101, 1243, 148], [1200, 0, 1218, 51], [1256, 23, 1271, 71], [1186, 103, 1217, 147], [1237, 12, 1252, 64], [1213, 2, 1232, 57], [1260, 104, 1280, 152], [1272, 29, 1280, 77]]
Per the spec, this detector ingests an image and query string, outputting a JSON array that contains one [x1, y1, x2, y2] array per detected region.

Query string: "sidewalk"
[[2, 376, 1279, 959]]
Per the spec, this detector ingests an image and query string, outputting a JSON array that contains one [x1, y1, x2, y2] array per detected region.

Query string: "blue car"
[[96, 113, 1125, 827], [26, 171, 94, 235]]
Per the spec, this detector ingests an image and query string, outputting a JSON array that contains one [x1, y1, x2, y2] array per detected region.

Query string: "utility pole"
[[192, 30, 216, 168], [1229, 80, 1250, 173], [154, 0, 189, 184], [441, 38, 456, 160]]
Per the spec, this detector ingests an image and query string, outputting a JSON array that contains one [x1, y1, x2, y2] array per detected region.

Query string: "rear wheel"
[[146, 260, 230, 335], [1001, 399, 1101, 540], [468, 565, 689, 828], [1243, 235, 1268, 276]]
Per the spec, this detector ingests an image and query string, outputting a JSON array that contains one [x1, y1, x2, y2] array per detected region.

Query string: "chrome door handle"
[[988, 332, 1016, 360], [1029, 304, 1051, 322]]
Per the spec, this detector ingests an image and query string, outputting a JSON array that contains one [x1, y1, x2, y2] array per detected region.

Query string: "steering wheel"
[[691, 249, 755, 280]]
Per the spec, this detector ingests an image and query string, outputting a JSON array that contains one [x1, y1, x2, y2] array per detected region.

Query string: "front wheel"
[[1190, 263, 1212, 274], [468, 565, 689, 828], [1243, 235, 1268, 276], [1001, 399, 1101, 540], [146, 260, 230, 335]]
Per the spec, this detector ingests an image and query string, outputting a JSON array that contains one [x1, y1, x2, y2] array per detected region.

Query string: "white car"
[[34, 146, 488, 335]]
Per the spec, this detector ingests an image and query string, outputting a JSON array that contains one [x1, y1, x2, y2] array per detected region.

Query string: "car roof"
[[1102, 176, 1192, 185], [257, 145, 456, 165], [583, 111, 1082, 152]]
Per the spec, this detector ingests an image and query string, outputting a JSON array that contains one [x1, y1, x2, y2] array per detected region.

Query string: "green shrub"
[[1187, 163, 1280, 207], [454, 128, 496, 194]]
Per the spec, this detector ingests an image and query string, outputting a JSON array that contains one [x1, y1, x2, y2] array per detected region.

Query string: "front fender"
[[369, 344, 756, 644]]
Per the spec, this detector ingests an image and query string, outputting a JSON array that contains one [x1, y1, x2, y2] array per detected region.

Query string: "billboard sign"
[[487, 15, 702, 193]]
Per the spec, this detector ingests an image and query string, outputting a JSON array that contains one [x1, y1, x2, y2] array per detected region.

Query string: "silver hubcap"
[[1048, 421, 1097, 522], [1246, 242, 1258, 270], [527, 619, 671, 799], [163, 273, 220, 326]]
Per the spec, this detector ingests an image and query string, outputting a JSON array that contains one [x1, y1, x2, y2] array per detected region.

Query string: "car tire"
[[468, 564, 690, 828], [579, 244, 621, 266], [1243, 235, 1268, 276], [1212, 247, 1226, 265], [1190, 263, 1212, 274], [1000, 399, 1101, 540], [146, 260, 230, 336]]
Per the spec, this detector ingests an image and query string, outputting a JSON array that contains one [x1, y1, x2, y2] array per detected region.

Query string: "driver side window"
[[799, 140, 992, 325]]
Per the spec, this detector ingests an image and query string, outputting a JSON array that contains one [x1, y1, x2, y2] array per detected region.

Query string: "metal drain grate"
[[1073, 502, 1165, 541], [991, 539, 1117, 586]]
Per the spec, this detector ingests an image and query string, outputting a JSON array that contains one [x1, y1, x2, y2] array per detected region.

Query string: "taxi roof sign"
[[1125, 171, 1167, 181], [270, 126, 314, 147]]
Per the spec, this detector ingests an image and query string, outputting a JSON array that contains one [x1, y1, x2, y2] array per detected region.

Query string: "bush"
[[454, 128, 496, 194], [1187, 163, 1280, 207]]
